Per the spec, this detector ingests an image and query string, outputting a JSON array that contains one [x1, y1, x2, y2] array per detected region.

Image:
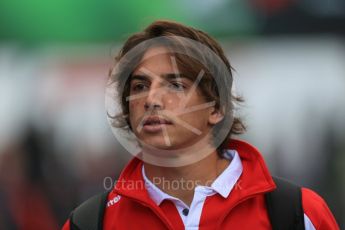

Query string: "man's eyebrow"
[[130, 73, 190, 82], [162, 73, 188, 80], [130, 74, 151, 83]]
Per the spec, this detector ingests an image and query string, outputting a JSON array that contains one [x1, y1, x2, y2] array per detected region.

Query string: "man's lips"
[[142, 116, 173, 132], [143, 116, 173, 126]]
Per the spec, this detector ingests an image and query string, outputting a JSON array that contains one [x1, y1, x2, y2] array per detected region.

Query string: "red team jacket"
[[62, 140, 339, 229]]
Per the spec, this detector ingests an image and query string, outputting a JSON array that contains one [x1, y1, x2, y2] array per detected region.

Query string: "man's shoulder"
[[301, 187, 340, 230]]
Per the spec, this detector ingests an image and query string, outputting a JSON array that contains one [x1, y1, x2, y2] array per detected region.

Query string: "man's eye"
[[132, 83, 148, 92], [168, 82, 186, 91]]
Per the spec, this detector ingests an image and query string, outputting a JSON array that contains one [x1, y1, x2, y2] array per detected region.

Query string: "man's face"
[[128, 47, 221, 151]]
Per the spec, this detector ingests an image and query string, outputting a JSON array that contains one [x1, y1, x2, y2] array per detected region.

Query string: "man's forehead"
[[141, 46, 171, 59], [131, 46, 181, 81], [131, 46, 202, 82]]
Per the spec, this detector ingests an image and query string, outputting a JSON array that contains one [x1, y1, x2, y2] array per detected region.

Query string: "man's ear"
[[208, 107, 224, 125]]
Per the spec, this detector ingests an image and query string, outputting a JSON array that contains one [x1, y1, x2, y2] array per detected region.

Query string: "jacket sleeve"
[[302, 188, 340, 230]]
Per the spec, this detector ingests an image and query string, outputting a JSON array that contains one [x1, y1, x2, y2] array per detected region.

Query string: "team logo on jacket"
[[107, 195, 121, 207]]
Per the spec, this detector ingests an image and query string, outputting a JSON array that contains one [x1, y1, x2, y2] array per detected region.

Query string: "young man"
[[63, 20, 339, 229]]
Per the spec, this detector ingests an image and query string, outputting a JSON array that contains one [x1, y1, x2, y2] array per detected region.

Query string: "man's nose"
[[144, 84, 164, 111]]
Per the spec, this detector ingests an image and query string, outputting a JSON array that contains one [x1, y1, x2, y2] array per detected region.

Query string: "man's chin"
[[137, 134, 209, 150], [139, 140, 178, 151], [139, 140, 217, 167], [138, 138, 208, 152]]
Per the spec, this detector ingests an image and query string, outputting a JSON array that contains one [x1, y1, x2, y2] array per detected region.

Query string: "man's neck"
[[143, 150, 230, 206]]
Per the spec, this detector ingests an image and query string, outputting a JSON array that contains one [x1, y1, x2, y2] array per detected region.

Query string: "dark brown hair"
[[108, 20, 245, 154]]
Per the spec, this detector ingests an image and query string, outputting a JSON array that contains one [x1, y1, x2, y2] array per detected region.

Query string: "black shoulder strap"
[[69, 191, 109, 230], [265, 177, 305, 230]]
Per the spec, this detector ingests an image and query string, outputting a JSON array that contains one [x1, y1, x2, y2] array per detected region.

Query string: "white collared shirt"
[[142, 150, 242, 229]]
